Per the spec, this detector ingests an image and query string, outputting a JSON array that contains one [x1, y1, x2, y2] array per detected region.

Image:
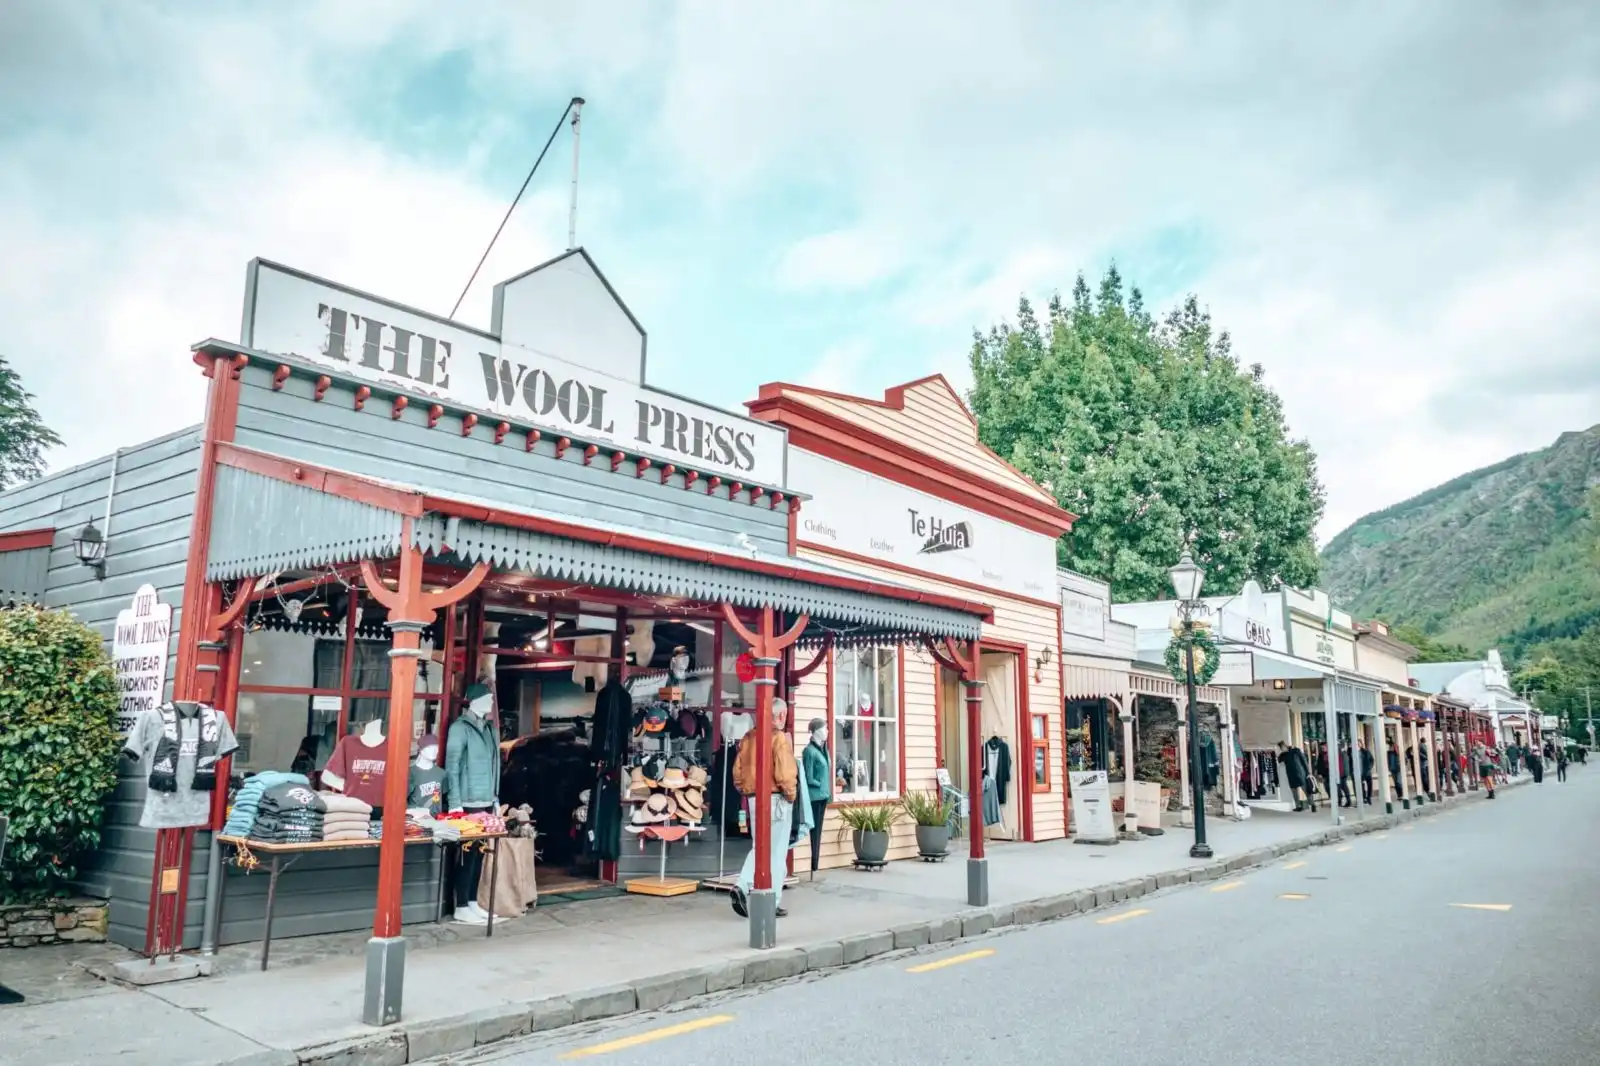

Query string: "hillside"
[[1320, 425, 1600, 655]]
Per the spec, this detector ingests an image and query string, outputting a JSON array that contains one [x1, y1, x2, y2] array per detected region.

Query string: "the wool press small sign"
[[112, 584, 172, 736]]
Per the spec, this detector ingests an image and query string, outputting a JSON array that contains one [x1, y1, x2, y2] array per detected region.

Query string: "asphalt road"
[[452, 767, 1600, 1066]]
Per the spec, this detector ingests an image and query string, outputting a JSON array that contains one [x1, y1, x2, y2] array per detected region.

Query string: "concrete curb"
[[268, 783, 1512, 1064]]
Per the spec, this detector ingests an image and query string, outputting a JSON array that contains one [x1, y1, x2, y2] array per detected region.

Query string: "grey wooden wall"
[[232, 363, 791, 556], [0, 427, 203, 949]]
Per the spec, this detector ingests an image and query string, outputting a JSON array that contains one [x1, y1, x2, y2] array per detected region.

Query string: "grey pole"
[[1322, 678, 1339, 826]]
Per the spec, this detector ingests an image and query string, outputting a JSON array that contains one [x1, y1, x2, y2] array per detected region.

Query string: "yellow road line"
[[906, 949, 996, 973], [1096, 908, 1151, 925], [1212, 881, 1245, 893], [1284, 861, 1308, 870], [1450, 903, 1512, 912], [1335, 845, 1353, 853], [1279, 893, 1310, 901], [560, 1015, 735, 1059], [1402, 825, 1415, 831], [1374, 834, 1390, 840]]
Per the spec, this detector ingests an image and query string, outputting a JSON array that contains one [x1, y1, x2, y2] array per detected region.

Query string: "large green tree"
[[969, 268, 1324, 601], [0, 354, 61, 490]]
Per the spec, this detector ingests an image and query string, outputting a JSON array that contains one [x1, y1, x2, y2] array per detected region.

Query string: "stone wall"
[[0, 898, 108, 948]]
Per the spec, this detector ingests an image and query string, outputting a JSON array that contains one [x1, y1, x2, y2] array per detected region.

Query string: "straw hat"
[[687, 765, 709, 788], [676, 787, 705, 823], [660, 766, 688, 790]]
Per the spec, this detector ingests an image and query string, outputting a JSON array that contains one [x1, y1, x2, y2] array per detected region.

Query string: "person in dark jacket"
[[1337, 743, 1355, 808], [1277, 742, 1314, 812], [1556, 744, 1570, 783], [1359, 738, 1375, 805], [1387, 746, 1402, 803], [1527, 745, 1544, 784]]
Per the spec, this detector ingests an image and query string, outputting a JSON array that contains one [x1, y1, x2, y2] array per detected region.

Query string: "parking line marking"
[[1335, 846, 1353, 852], [1450, 903, 1512, 912], [560, 1015, 735, 1059], [1212, 881, 1245, 893], [1402, 825, 1415, 831], [1279, 893, 1311, 901], [906, 949, 995, 973], [1284, 861, 1308, 870], [1374, 834, 1389, 840], [1097, 908, 1151, 925]]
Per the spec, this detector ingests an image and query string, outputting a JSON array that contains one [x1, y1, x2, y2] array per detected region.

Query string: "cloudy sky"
[[2, 2, 1597, 541]]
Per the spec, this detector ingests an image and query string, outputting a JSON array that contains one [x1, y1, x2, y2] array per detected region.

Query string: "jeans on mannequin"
[[809, 799, 827, 872], [453, 845, 484, 908]]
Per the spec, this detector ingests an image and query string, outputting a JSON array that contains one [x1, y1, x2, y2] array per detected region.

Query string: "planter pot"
[[852, 829, 891, 864], [914, 824, 950, 857]]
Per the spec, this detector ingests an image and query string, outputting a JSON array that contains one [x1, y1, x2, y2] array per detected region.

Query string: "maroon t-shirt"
[[325, 735, 388, 808]]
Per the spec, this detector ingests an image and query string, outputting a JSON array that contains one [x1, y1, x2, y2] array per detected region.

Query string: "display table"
[[623, 825, 703, 897], [216, 832, 505, 971]]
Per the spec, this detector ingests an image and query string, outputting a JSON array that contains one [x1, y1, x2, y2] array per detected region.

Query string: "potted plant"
[[837, 803, 900, 864], [901, 790, 955, 857]]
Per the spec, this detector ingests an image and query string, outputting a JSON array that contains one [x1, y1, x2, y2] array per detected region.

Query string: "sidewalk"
[[0, 782, 1516, 1066]]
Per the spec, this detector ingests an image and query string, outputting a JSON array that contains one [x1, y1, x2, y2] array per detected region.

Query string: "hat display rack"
[[620, 664, 714, 896]]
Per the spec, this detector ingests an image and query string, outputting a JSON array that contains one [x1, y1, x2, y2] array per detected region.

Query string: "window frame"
[[1030, 711, 1052, 793], [828, 644, 904, 802], [234, 589, 444, 775]]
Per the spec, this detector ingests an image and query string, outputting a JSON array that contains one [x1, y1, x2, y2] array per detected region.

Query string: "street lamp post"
[[1169, 552, 1213, 860]]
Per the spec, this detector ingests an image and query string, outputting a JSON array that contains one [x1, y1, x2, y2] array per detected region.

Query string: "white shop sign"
[[789, 449, 1057, 600], [242, 260, 786, 486], [1061, 588, 1105, 640], [1131, 780, 1164, 830], [112, 584, 172, 736], [1069, 770, 1117, 842]]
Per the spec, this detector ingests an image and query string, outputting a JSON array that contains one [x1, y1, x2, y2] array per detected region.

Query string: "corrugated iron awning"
[[208, 465, 406, 580], [206, 462, 985, 643]]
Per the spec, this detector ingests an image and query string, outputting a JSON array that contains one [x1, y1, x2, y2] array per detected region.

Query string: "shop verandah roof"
[[204, 445, 993, 645]]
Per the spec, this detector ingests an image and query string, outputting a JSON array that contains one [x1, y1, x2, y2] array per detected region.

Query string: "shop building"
[[745, 377, 1075, 864], [0, 252, 994, 1022], [1061, 570, 1233, 837], [1352, 620, 1446, 807], [1412, 651, 1536, 754]]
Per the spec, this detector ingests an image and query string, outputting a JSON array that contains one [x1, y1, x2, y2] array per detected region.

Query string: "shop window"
[[832, 646, 899, 798], [1030, 713, 1051, 792]]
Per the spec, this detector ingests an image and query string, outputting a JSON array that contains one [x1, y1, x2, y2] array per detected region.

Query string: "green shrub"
[[0, 606, 120, 902]]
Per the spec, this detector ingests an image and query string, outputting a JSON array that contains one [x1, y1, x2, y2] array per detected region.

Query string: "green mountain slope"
[[1320, 425, 1600, 655]]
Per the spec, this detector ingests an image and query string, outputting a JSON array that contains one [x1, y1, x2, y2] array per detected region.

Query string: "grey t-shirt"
[[408, 765, 447, 816], [123, 704, 239, 829]]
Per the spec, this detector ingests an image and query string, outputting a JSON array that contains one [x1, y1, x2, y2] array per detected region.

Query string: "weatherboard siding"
[[0, 427, 204, 948], [232, 363, 789, 556], [793, 381, 1053, 504]]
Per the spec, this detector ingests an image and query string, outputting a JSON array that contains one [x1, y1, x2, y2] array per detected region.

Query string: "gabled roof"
[[748, 374, 1076, 537]]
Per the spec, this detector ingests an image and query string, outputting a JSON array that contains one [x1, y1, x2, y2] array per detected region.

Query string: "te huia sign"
[[242, 258, 785, 486]]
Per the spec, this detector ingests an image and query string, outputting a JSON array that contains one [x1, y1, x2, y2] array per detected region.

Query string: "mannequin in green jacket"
[[802, 718, 833, 875]]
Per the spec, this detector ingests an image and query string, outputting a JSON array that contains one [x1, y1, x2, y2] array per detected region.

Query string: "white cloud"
[[5, 1, 1599, 554], [774, 228, 902, 292]]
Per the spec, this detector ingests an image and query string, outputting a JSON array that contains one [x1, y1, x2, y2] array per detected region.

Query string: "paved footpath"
[[0, 781, 1537, 1066], [475, 765, 1599, 1066]]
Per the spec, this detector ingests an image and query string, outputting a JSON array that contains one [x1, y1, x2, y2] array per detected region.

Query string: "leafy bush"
[[0, 606, 121, 901], [900, 789, 955, 827], [836, 803, 901, 834]]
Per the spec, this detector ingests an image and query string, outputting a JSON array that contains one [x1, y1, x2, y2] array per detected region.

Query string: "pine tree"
[[0, 355, 61, 489]]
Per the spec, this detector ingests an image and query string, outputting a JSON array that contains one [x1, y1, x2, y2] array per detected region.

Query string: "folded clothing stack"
[[248, 782, 327, 844], [223, 771, 310, 838], [319, 793, 373, 842]]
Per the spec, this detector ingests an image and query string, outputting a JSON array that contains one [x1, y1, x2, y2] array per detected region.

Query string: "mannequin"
[[447, 683, 501, 924], [322, 718, 387, 808], [407, 735, 445, 818]]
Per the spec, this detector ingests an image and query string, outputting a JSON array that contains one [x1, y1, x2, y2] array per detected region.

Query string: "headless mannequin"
[[452, 691, 496, 924], [321, 718, 384, 796]]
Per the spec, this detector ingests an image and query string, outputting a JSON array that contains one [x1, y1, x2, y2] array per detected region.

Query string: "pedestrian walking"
[[1277, 742, 1315, 812], [1556, 745, 1569, 783], [1359, 737, 1375, 806], [1473, 742, 1496, 799], [731, 698, 798, 920], [1337, 743, 1355, 808], [1528, 746, 1545, 784]]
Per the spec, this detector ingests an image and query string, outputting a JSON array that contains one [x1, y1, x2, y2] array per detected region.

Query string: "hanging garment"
[[122, 702, 239, 829], [583, 768, 623, 861], [981, 773, 1003, 826], [590, 677, 633, 770], [984, 737, 1012, 806], [570, 635, 611, 690], [1200, 734, 1220, 790]]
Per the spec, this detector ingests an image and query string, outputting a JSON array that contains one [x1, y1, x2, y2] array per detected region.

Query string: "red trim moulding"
[[897, 644, 908, 798], [0, 527, 55, 551], [746, 394, 1076, 536]]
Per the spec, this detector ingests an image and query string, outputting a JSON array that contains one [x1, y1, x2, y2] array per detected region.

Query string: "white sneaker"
[[453, 906, 487, 925], [468, 901, 492, 920]]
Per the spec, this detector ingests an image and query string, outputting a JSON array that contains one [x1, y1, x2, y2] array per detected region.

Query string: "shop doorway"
[[979, 649, 1026, 841]]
